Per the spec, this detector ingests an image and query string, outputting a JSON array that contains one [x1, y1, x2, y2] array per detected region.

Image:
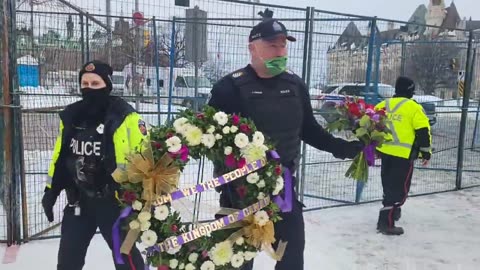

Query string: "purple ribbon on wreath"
[[363, 142, 378, 167], [269, 151, 293, 213], [113, 206, 132, 264]]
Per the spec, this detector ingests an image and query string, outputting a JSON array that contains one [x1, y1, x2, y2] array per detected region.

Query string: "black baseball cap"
[[249, 19, 296, 42]]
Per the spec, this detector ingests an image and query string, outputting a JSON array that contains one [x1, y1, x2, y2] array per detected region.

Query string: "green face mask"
[[264, 56, 287, 76]]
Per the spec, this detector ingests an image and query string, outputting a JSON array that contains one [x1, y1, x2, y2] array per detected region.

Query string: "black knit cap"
[[395, 76, 415, 98], [78, 60, 113, 91]]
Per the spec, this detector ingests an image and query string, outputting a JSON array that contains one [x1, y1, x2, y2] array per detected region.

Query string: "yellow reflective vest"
[[375, 97, 431, 159], [46, 97, 148, 192]]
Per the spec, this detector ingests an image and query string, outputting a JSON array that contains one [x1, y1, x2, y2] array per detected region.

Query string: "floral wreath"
[[111, 106, 292, 270]]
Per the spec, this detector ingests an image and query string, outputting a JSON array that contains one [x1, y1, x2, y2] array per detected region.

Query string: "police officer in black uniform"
[[41, 60, 145, 270], [208, 12, 363, 270]]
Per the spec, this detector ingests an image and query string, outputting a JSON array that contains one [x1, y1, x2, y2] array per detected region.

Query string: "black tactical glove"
[[42, 188, 59, 222], [419, 151, 431, 161], [346, 140, 364, 159]]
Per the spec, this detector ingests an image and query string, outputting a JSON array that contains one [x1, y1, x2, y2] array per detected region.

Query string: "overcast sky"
[[260, 0, 478, 21]]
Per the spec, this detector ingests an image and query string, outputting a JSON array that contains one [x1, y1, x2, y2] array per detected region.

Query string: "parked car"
[[315, 83, 438, 126]]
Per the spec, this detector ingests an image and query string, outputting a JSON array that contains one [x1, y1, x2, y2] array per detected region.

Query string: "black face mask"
[[80, 88, 110, 118]]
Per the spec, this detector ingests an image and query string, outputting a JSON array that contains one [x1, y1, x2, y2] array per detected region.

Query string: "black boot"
[[377, 208, 404, 235], [393, 207, 401, 221]]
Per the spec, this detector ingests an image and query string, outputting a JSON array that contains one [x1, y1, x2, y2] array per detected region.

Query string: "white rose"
[[140, 221, 151, 231], [235, 237, 245, 246], [222, 126, 231, 134], [224, 146, 233, 156], [201, 134, 216, 149], [129, 220, 140, 230], [230, 253, 245, 268], [167, 245, 181, 255], [140, 230, 157, 247], [179, 263, 185, 269], [257, 192, 266, 200], [188, 253, 199, 263], [170, 259, 179, 269], [173, 117, 189, 134], [154, 205, 169, 221], [230, 125, 238, 133], [246, 173, 259, 184], [185, 263, 196, 270], [166, 136, 182, 153], [215, 134, 223, 140], [252, 131, 265, 146], [214, 112, 228, 126], [256, 180, 266, 188], [254, 210, 269, 227], [207, 125, 215, 134], [234, 133, 249, 149], [272, 177, 284, 196], [200, 261, 215, 270], [244, 251, 257, 261], [137, 212, 152, 223], [132, 200, 143, 211]]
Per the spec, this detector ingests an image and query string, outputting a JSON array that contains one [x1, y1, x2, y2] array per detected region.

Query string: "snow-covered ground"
[[2, 187, 480, 270]]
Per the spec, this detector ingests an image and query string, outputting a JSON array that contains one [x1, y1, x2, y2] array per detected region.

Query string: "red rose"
[[376, 108, 386, 116], [232, 115, 241, 126], [267, 209, 273, 217], [158, 266, 169, 270], [122, 191, 137, 203], [347, 103, 362, 118], [152, 141, 162, 149], [274, 166, 282, 176], [202, 250, 209, 259], [166, 132, 174, 138], [171, 224, 178, 233], [196, 113, 205, 120], [240, 124, 251, 134], [365, 104, 375, 110], [236, 185, 248, 199], [225, 154, 236, 168], [237, 158, 246, 169]]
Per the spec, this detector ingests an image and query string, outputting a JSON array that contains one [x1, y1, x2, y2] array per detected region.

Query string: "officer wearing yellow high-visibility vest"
[[374, 76, 432, 236], [41, 60, 145, 270]]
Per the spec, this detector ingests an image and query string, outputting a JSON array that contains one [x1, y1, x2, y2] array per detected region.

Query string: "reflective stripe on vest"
[[384, 99, 412, 149]]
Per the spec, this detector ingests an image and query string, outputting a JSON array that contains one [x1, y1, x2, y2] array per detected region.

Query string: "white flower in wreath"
[[246, 173, 259, 184], [167, 245, 181, 255], [200, 261, 215, 270], [252, 131, 265, 146], [235, 236, 245, 246], [201, 134, 216, 149], [173, 117, 188, 133], [129, 220, 140, 230], [185, 125, 203, 146], [140, 221, 151, 231], [209, 241, 234, 266], [215, 134, 223, 140], [166, 136, 182, 153], [214, 112, 229, 126], [179, 263, 185, 269], [256, 180, 266, 189], [257, 192, 266, 200], [140, 230, 158, 247], [241, 143, 268, 163], [137, 212, 152, 223], [244, 251, 257, 261], [170, 259, 179, 269], [254, 210, 269, 227], [230, 125, 239, 133], [189, 253, 199, 263], [132, 200, 142, 211], [207, 125, 215, 134], [154, 205, 169, 221], [185, 263, 196, 270], [272, 176, 284, 196], [224, 146, 233, 156], [231, 253, 245, 268], [234, 133, 249, 149], [222, 126, 231, 134]]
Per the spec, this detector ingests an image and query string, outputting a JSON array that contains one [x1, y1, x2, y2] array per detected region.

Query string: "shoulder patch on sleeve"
[[138, 119, 147, 136]]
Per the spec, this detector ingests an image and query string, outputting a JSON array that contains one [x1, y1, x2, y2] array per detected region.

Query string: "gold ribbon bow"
[[112, 141, 180, 254]]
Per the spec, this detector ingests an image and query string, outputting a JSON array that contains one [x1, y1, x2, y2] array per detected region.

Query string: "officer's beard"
[[80, 87, 111, 120]]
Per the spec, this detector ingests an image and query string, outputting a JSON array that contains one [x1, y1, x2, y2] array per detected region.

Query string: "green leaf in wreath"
[[359, 115, 371, 128], [355, 127, 368, 137], [371, 130, 386, 141]]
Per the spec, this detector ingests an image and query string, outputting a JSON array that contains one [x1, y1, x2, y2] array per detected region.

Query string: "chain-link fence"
[[2, 0, 480, 243]]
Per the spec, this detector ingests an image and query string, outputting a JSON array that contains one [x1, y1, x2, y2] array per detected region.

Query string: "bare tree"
[[405, 42, 462, 95], [158, 26, 187, 68]]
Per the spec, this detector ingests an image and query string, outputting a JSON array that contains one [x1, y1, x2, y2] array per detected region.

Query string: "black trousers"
[[380, 153, 414, 226], [220, 187, 305, 270], [57, 195, 144, 270]]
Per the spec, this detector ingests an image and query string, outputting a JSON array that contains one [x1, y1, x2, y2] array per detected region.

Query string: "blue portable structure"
[[17, 55, 40, 87]]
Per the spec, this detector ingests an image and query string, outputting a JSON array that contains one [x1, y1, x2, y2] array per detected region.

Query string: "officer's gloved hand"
[[419, 151, 431, 166], [346, 141, 364, 159], [42, 188, 59, 222]]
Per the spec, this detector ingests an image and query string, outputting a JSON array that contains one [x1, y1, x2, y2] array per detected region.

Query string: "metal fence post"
[[85, 13, 90, 62], [298, 7, 314, 203], [167, 17, 176, 123], [456, 31, 475, 190], [80, 14, 85, 64], [400, 40, 406, 76], [152, 17, 162, 126], [364, 17, 377, 104]]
